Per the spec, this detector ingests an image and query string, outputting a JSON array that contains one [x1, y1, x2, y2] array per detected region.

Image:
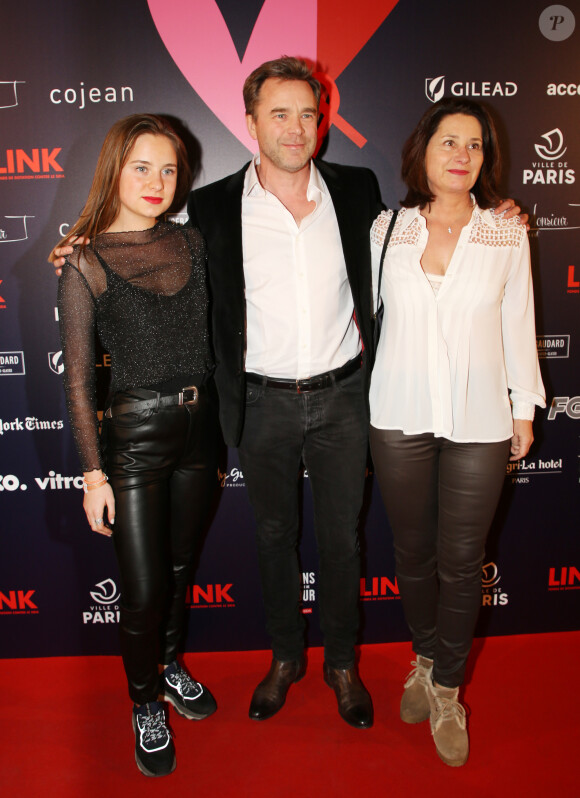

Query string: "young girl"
[[55, 114, 219, 777]]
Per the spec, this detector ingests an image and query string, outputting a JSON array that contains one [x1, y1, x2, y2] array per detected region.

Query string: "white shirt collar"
[[244, 155, 326, 202]]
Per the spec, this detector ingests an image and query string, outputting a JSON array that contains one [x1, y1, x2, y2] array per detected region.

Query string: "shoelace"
[[169, 666, 202, 698], [431, 693, 467, 731], [139, 709, 169, 746], [403, 659, 432, 689]]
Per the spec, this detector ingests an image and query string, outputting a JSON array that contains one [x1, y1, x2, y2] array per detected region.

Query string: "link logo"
[[0, 147, 65, 181], [359, 575, 400, 601], [186, 584, 235, 608], [0, 589, 38, 615], [548, 567, 580, 590]]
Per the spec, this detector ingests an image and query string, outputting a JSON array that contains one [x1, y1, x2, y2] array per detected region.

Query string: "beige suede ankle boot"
[[427, 681, 469, 767], [400, 655, 433, 723]]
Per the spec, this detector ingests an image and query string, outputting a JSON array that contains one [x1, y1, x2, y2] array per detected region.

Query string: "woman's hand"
[[510, 419, 534, 461], [82, 470, 115, 536]]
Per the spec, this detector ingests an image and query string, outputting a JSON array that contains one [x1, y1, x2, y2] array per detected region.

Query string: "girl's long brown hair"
[[50, 114, 191, 259]]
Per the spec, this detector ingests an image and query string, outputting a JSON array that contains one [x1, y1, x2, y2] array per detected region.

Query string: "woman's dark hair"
[[401, 98, 502, 209], [50, 114, 191, 258]]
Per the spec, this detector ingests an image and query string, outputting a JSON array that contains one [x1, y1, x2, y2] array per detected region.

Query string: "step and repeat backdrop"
[[1, 0, 578, 658]]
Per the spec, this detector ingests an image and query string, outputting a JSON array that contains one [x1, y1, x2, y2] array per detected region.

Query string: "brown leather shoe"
[[323, 662, 373, 728], [249, 656, 306, 720]]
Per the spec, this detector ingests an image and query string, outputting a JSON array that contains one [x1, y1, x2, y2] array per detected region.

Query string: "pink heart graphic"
[[148, 0, 317, 152]]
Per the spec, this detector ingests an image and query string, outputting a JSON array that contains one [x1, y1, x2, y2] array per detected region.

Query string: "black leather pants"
[[102, 384, 219, 705], [370, 427, 510, 687]]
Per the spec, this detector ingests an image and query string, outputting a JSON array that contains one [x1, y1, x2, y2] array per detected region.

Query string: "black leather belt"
[[246, 355, 362, 394], [104, 385, 199, 419]]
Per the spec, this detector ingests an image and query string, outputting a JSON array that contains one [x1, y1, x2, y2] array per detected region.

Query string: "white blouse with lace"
[[370, 205, 546, 442]]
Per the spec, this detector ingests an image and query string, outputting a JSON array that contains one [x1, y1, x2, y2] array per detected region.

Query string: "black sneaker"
[[132, 701, 176, 777], [162, 661, 217, 720]]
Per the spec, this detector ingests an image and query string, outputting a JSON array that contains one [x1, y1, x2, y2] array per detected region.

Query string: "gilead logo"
[[0, 148, 64, 180], [0, 590, 38, 615]]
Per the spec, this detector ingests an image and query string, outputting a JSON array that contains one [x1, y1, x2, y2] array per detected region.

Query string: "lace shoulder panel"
[[371, 207, 417, 248], [469, 212, 526, 248]]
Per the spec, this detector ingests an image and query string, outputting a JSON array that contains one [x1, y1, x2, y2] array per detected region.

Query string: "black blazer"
[[188, 159, 383, 447]]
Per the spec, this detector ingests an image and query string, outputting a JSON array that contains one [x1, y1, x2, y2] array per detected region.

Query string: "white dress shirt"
[[242, 157, 361, 379], [369, 205, 546, 442]]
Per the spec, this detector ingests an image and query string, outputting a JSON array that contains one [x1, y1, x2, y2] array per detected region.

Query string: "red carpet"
[[2, 632, 578, 797]]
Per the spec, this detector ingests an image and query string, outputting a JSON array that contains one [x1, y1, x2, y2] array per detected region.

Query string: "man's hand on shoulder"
[[494, 199, 529, 230], [48, 236, 88, 276]]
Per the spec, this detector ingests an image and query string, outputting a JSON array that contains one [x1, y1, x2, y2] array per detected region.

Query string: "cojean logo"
[[49, 82, 134, 110]]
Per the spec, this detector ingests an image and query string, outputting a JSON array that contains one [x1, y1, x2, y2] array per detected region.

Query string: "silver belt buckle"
[[179, 385, 199, 405]]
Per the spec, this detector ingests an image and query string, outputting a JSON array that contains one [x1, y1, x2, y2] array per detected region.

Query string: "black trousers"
[[238, 368, 368, 669], [103, 385, 219, 705], [370, 427, 510, 687]]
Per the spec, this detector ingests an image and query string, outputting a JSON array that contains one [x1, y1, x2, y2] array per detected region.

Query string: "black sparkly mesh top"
[[58, 222, 213, 471]]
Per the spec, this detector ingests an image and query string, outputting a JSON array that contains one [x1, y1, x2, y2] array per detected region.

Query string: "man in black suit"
[[189, 57, 382, 728]]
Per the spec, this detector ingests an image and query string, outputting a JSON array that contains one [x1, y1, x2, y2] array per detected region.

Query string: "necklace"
[[444, 203, 474, 235]]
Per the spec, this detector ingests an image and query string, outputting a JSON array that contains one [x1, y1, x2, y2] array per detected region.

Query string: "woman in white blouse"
[[369, 98, 545, 767]]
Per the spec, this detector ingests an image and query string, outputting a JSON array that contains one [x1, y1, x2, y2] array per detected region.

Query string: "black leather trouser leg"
[[103, 386, 219, 705], [370, 427, 510, 687]]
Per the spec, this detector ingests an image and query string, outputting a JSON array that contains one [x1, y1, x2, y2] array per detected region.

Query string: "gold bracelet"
[[83, 474, 108, 493]]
